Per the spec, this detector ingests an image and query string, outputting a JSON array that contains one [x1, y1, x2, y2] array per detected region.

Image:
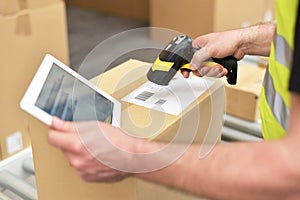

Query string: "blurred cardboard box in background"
[[225, 63, 266, 122], [64, 0, 274, 46], [150, 0, 274, 39], [0, 0, 69, 160]]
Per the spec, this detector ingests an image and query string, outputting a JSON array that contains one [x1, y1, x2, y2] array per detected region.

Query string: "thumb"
[[51, 117, 76, 132], [190, 49, 211, 70]]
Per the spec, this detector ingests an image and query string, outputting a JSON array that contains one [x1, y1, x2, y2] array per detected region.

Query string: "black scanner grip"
[[212, 56, 238, 85]]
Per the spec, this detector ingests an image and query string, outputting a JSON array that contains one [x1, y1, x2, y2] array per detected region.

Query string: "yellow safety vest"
[[259, 0, 299, 140]]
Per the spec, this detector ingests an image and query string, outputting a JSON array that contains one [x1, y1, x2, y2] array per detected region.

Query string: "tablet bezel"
[[20, 54, 121, 127]]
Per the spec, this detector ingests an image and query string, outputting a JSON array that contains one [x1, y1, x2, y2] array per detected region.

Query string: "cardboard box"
[[225, 63, 266, 122], [29, 59, 224, 199], [65, 0, 150, 21], [0, 0, 61, 15], [0, 1, 69, 160], [150, 0, 274, 39]]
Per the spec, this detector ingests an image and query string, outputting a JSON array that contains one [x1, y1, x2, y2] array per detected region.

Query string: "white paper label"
[[6, 131, 23, 154], [122, 74, 214, 115]]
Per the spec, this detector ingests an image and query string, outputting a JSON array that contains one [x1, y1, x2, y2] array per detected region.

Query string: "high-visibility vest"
[[259, 0, 299, 140]]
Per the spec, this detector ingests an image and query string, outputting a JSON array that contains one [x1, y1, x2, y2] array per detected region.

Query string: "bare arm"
[[135, 93, 300, 200], [186, 22, 276, 78], [48, 93, 300, 200], [238, 22, 276, 57], [193, 22, 275, 59]]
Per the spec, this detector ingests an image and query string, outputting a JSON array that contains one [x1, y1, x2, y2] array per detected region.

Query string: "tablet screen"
[[35, 63, 114, 123]]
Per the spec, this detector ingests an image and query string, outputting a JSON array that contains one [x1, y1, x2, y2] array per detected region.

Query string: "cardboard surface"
[[0, 0, 62, 15], [213, 0, 274, 32], [150, 0, 214, 38], [150, 0, 275, 39], [93, 60, 224, 144], [29, 118, 137, 200], [30, 59, 224, 199], [0, 1, 69, 160], [225, 64, 266, 122], [65, 0, 149, 21]]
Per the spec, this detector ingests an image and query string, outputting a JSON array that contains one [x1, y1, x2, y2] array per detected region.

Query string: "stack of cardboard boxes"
[[0, 0, 69, 160]]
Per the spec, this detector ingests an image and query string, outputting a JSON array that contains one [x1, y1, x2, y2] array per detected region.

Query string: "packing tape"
[[15, 13, 31, 36], [18, 0, 28, 10]]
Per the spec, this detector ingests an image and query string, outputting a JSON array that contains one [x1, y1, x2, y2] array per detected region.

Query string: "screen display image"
[[35, 64, 114, 124]]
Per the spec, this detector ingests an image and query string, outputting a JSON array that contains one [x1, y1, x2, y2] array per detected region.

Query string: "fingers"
[[48, 129, 77, 151], [192, 35, 207, 49], [181, 70, 190, 78], [190, 49, 211, 70], [183, 64, 228, 78], [204, 65, 228, 77], [79, 167, 127, 182], [51, 117, 76, 132]]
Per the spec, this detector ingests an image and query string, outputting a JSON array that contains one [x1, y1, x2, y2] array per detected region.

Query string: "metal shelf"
[[222, 114, 263, 142], [0, 148, 37, 200]]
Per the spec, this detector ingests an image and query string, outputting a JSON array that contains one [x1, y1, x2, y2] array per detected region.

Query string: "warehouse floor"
[[67, 6, 147, 67], [67, 6, 159, 79]]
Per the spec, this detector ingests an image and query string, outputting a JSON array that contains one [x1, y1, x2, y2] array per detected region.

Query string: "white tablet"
[[20, 54, 121, 127]]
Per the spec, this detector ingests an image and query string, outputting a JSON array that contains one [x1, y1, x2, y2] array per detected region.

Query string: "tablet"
[[20, 54, 121, 127]]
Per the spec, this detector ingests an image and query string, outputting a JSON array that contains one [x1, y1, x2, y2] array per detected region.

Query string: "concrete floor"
[[67, 6, 163, 79]]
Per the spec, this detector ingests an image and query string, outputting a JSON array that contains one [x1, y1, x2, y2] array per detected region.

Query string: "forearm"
[[239, 22, 276, 57], [192, 22, 276, 64], [134, 140, 299, 200]]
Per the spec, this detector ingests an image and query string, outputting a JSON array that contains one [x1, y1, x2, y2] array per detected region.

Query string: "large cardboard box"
[[150, 0, 274, 38], [29, 59, 224, 199], [225, 63, 266, 122], [0, 1, 69, 160], [65, 0, 149, 21]]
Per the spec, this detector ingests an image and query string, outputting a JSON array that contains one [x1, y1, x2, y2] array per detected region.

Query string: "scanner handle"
[[212, 56, 238, 85], [181, 55, 238, 85]]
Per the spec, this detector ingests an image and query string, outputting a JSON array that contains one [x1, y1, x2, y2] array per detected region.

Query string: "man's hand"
[[182, 29, 244, 79], [48, 117, 138, 182], [183, 23, 275, 78], [47, 117, 184, 182]]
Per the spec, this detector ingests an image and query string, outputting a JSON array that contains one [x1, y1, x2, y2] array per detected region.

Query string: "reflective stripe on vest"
[[259, 0, 298, 140], [263, 66, 290, 130], [275, 34, 293, 69], [261, 33, 293, 139]]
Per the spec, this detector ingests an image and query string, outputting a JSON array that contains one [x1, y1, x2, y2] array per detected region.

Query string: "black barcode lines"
[[134, 91, 154, 101], [155, 99, 167, 106]]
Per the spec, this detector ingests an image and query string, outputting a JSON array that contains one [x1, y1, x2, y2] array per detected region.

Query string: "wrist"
[[131, 141, 175, 177], [239, 22, 276, 56], [130, 138, 167, 173]]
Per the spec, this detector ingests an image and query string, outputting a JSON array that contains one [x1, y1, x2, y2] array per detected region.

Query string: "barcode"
[[134, 91, 154, 101], [155, 99, 167, 106]]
